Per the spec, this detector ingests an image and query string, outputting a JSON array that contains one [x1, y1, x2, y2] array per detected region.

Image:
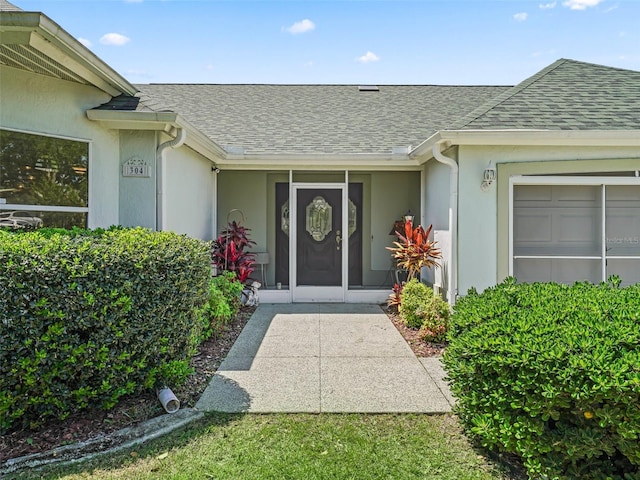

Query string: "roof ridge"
[[450, 58, 569, 130]]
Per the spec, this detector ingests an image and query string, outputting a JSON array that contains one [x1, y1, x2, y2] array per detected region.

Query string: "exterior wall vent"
[[358, 85, 379, 92]]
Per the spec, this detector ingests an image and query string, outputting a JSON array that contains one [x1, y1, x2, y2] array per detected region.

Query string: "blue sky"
[[13, 0, 640, 85]]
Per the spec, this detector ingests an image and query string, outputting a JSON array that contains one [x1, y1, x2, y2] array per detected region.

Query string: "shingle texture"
[[132, 84, 508, 155], [458, 59, 640, 131], [0, 0, 22, 11], [94, 59, 640, 155]]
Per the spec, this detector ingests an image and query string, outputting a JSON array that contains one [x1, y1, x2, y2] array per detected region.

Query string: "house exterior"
[[2, 0, 639, 303]]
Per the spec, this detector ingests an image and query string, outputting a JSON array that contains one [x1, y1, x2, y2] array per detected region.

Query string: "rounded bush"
[[0, 227, 210, 433], [443, 278, 640, 479], [399, 278, 450, 341], [399, 278, 434, 328]]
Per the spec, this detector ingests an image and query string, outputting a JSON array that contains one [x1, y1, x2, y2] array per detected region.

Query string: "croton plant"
[[386, 219, 441, 307], [211, 221, 256, 284]]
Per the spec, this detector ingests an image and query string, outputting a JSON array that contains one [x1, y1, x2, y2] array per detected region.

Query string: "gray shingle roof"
[[457, 59, 640, 131], [96, 59, 640, 155], [0, 0, 22, 11], [131, 84, 508, 155]]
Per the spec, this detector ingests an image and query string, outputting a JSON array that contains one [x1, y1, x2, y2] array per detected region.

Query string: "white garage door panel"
[[608, 259, 640, 286], [513, 213, 552, 244], [557, 213, 600, 247], [513, 182, 640, 285], [606, 186, 640, 257], [514, 258, 601, 284]]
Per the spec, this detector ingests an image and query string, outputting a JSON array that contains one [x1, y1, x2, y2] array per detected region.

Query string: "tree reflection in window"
[[0, 129, 88, 228]]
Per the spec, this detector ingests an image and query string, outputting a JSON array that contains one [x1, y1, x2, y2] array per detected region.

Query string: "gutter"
[[432, 141, 458, 305], [156, 129, 186, 231], [1, 12, 137, 96]]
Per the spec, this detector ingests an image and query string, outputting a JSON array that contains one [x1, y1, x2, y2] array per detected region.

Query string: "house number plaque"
[[122, 156, 151, 178]]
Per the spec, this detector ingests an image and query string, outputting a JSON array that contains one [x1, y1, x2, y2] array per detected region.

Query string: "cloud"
[[356, 51, 380, 64], [284, 19, 315, 35], [99, 33, 130, 46], [303, 61, 314, 68], [562, 0, 603, 10], [124, 0, 143, 2], [539, 1, 557, 9], [77, 37, 92, 48], [514, 12, 528, 21]]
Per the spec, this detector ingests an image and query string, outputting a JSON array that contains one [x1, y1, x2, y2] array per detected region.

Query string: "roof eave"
[[218, 153, 420, 171], [86, 109, 227, 160], [0, 11, 137, 96], [410, 129, 640, 161]]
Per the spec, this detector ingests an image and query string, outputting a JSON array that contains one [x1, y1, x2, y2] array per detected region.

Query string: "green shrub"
[[399, 278, 450, 341], [200, 271, 244, 339], [0, 227, 210, 433], [443, 277, 640, 479]]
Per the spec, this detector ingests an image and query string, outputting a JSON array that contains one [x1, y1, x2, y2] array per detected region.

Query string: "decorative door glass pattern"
[[305, 196, 332, 241], [281, 200, 289, 236], [348, 199, 357, 237], [281, 198, 357, 238]]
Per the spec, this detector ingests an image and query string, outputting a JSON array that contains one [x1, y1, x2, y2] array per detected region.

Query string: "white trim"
[[2, 12, 137, 96], [259, 289, 390, 304], [511, 175, 640, 186], [410, 130, 640, 160], [508, 176, 514, 276], [87, 139, 93, 228], [513, 256, 602, 260], [0, 126, 92, 143], [0, 128, 91, 227], [0, 204, 89, 213], [291, 181, 347, 303], [601, 185, 607, 281]]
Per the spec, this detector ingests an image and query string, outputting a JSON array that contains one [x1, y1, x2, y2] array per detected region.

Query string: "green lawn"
[[13, 413, 518, 480]]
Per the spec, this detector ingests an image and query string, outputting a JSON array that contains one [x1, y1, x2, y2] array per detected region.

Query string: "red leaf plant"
[[211, 221, 256, 284], [387, 219, 441, 282]]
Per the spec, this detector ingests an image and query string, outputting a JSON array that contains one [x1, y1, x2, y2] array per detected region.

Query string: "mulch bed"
[[0, 307, 255, 464], [1, 303, 443, 464]]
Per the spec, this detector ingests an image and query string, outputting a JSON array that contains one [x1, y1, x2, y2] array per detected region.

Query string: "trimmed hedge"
[[443, 278, 640, 479], [0, 227, 210, 433]]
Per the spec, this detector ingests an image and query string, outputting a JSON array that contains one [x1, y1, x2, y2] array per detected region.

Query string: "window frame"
[[0, 127, 91, 228]]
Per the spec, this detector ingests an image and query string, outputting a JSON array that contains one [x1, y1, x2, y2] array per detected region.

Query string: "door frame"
[[291, 181, 348, 302]]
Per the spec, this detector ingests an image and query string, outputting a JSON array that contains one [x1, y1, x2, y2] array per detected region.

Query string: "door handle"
[[336, 230, 342, 250]]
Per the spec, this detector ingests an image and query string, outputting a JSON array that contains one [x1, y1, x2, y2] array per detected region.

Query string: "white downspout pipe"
[[156, 128, 186, 231], [432, 142, 458, 305]]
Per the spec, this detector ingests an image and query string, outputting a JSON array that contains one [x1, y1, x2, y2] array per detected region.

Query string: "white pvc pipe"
[[432, 142, 458, 305], [157, 387, 180, 413], [156, 128, 187, 231]]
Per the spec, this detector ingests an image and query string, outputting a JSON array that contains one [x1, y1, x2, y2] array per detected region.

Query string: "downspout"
[[432, 142, 458, 305], [156, 128, 186, 231]]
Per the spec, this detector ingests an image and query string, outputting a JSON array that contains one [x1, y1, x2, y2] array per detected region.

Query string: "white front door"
[[292, 184, 347, 302]]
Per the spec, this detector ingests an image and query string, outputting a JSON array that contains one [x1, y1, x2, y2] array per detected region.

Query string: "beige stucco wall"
[[0, 65, 120, 228], [456, 144, 640, 295], [163, 142, 216, 240]]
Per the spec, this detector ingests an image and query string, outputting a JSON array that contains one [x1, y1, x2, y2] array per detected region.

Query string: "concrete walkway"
[[196, 304, 454, 413]]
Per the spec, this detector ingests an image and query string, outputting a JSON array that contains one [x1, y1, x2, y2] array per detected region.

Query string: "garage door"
[[512, 181, 640, 286]]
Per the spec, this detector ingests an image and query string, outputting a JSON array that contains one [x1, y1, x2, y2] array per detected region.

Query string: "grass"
[[12, 413, 517, 480]]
